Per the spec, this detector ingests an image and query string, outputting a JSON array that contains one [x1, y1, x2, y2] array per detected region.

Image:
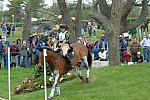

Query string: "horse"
[[38, 43, 92, 100]]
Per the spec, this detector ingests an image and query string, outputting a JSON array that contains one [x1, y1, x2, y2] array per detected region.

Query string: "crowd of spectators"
[[0, 21, 149, 70]]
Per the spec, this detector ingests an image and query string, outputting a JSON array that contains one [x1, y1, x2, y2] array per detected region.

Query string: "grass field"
[[0, 63, 150, 100]]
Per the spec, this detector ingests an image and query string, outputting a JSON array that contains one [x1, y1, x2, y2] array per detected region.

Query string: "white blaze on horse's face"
[[61, 44, 70, 56]]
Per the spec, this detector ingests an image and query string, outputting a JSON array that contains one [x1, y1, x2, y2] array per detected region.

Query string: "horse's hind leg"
[[77, 63, 82, 80], [48, 69, 60, 100], [83, 56, 90, 83]]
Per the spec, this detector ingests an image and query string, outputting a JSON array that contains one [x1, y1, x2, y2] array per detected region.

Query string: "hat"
[[137, 52, 141, 55], [60, 24, 67, 29]]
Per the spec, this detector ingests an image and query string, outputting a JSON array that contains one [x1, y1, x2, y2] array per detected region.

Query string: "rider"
[[56, 23, 72, 66]]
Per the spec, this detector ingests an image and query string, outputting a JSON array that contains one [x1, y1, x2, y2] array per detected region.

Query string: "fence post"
[[8, 45, 11, 100], [43, 49, 47, 100]]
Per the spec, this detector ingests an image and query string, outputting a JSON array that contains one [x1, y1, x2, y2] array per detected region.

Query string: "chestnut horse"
[[38, 43, 92, 99]]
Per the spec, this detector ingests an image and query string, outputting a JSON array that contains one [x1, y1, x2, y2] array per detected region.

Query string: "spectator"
[[135, 52, 143, 63], [20, 40, 28, 67], [77, 36, 87, 46], [10, 40, 19, 67], [88, 26, 92, 37], [94, 37, 100, 46], [28, 34, 33, 45], [11, 24, 15, 37], [0, 40, 4, 69], [140, 34, 150, 62], [140, 22, 145, 34], [92, 42, 100, 60], [7, 24, 11, 36], [92, 22, 97, 37], [86, 37, 94, 52], [27, 41, 33, 67], [81, 26, 86, 36], [2, 33, 7, 43], [1, 23, 7, 34], [16, 39, 22, 66], [35, 43, 41, 65], [99, 33, 108, 51], [123, 50, 132, 63], [130, 37, 140, 63], [50, 27, 58, 38], [120, 38, 128, 62], [99, 48, 107, 61]]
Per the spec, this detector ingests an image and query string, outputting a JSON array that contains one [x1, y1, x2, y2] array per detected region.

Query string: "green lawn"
[[7, 30, 22, 44], [0, 63, 150, 100]]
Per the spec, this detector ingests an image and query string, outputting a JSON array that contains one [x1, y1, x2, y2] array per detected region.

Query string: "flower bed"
[[14, 65, 76, 95]]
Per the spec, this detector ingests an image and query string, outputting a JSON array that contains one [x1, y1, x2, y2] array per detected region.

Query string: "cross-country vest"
[[58, 31, 70, 43]]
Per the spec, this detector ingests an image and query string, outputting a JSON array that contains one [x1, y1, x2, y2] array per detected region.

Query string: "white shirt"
[[140, 38, 150, 48], [59, 31, 66, 41], [99, 51, 107, 60], [2, 34, 6, 42]]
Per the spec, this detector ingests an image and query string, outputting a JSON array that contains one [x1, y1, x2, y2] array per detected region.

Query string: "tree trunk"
[[22, 2, 31, 41], [107, 0, 121, 66], [74, 0, 82, 41], [57, 0, 75, 42], [107, 31, 120, 66], [57, 0, 82, 43], [91, 0, 148, 66]]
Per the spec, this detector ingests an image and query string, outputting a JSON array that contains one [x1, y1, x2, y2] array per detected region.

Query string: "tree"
[[22, 1, 31, 41], [21, 0, 45, 41], [7, 0, 24, 22], [91, 0, 149, 66], [57, 0, 82, 42]]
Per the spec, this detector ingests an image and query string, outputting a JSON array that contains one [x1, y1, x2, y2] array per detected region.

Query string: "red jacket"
[[123, 51, 132, 62], [11, 44, 19, 56]]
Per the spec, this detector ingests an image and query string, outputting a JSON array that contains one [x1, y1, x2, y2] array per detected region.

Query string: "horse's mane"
[[40, 47, 70, 63], [39, 47, 61, 56]]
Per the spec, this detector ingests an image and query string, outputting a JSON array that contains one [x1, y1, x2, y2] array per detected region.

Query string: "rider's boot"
[[65, 54, 72, 69]]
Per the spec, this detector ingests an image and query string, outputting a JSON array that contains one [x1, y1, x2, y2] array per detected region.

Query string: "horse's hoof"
[[80, 76, 85, 82], [86, 78, 89, 83]]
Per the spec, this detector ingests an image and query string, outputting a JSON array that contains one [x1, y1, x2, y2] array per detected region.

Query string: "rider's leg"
[[65, 53, 71, 64]]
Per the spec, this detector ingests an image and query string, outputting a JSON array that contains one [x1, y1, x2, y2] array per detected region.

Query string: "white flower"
[[41, 86, 44, 89], [49, 77, 53, 81], [67, 72, 71, 76], [18, 85, 21, 88]]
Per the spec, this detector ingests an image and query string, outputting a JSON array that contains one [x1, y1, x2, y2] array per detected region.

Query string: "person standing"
[[11, 24, 15, 37], [140, 34, 150, 62], [0, 40, 4, 69], [10, 40, 19, 67], [16, 39, 22, 67], [92, 22, 97, 37], [20, 40, 28, 67], [1, 23, 7, 34]]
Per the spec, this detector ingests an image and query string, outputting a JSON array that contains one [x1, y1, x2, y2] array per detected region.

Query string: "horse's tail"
[[87, 50, 92, 68]]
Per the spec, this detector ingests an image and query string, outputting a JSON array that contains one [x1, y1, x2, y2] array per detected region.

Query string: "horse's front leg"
[[83, 56, 90, 83], [77, 62, 84, 82], [48, 69, 60, 100]]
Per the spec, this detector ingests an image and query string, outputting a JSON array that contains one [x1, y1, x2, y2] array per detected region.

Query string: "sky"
[[2, 0, 93, 11]]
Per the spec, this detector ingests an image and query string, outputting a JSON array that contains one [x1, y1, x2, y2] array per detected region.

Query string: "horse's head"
[[37, 53, 44, 69]]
